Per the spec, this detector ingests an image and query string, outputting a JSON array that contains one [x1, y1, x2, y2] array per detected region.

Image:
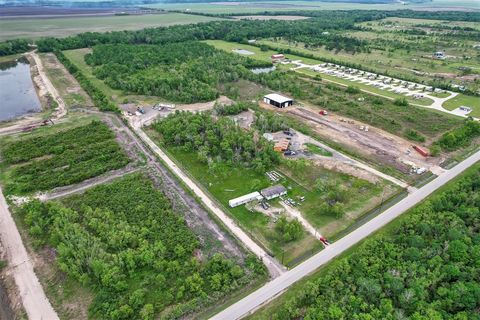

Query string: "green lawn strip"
[[442, 93, 480, 118]]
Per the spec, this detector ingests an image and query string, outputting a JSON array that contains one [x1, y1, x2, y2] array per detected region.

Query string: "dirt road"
[[279, 202, 322, 240], [27, 51, 66, 119], [37, 166, 139, 202], [0, 187, 59, 320]]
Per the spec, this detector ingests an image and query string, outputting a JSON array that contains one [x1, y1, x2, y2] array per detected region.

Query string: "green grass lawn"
[[443, 93, 480, 118], [0, 13, 224, 41]]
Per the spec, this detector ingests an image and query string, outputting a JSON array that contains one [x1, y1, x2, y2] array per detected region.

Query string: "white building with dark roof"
[[263, 93, 293, 108]]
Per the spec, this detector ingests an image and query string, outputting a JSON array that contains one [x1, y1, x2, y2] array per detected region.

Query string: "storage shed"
[[263, 93, 293, 108], [261, 185, 287, 200], [229, 191, 263, 208]]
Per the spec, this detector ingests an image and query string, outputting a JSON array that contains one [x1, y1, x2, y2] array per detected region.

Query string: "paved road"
[[132, 123, 286, 278], [0, 187, 59, 320], [211, 150, 480, 320]]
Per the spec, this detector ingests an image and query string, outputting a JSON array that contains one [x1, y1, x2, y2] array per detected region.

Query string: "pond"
[[0, 58, 41, 122]]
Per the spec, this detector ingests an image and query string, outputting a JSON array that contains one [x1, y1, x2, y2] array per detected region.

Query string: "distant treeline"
[[27, 10, 479, 54]]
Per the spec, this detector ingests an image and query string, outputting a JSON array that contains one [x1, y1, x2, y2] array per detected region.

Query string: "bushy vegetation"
[[20, 173, 263, 319], [0, 121, 128, 194], [55, 50, 118, 112], [214, 101, 251, 116], [435, 120, 480, 152], [84, 42, 269, 103], [276, 216, 303, 243], [258, 165, 480, 319], [152, 111, 280, 172], [0, 39, 30, 56]]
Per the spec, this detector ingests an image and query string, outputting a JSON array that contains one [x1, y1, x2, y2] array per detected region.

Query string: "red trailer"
[[413, 145, 429, 157]]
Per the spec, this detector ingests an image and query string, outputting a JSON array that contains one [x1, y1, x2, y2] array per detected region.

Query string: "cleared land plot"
[[39, 52, 92, 109], [0, 120, 129, 195], [443, 94, 480, 118], [0, 13, 224, 41], [17, 173, 261, 319]]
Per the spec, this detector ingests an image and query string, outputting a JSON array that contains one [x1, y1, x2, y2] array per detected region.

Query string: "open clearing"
[[0, 13, 224, 41], [232, 15, 309, 21]]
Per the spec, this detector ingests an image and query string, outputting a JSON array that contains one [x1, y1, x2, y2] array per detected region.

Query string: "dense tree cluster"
[[153, 111, 280, 172], [436, 119, 480, 152], [0, 39, 30, 56], [214, 101, 251, 116], [275, 215, 303, 242], [84, 42, 269, 103], [55, 51, 118, 112], [20, 174, 263, 319], [265, 165, 480, 319], [0, 121, 128, 194]]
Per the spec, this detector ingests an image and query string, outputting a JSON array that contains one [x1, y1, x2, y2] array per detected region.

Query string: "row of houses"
[[229, 185, 287, 208]]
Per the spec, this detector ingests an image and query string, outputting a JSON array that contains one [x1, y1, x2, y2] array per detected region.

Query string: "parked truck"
[[319, 110, 328, 116], [413, 145, 429, 157]]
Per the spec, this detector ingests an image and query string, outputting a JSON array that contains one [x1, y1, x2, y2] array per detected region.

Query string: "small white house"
[[229, 192, 263, 208]]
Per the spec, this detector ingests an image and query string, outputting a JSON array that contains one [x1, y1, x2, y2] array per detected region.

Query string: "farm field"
[[15, 173, 264, 319], [143, 1, 480, 14], [251, 162, 480, 320], [0, 13, 224, 41], [0, 120, 129, 195]]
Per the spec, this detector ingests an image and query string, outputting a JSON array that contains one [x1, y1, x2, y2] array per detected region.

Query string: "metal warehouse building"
[[263, 93, 293, 108], [229, 191, 263, 208], [261, 185, 287, 200]]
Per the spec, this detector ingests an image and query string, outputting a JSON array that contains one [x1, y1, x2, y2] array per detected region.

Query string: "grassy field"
[[143, 1, 479, 14], [0, 13, 223, 41], [443, 93, 480, 117]]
